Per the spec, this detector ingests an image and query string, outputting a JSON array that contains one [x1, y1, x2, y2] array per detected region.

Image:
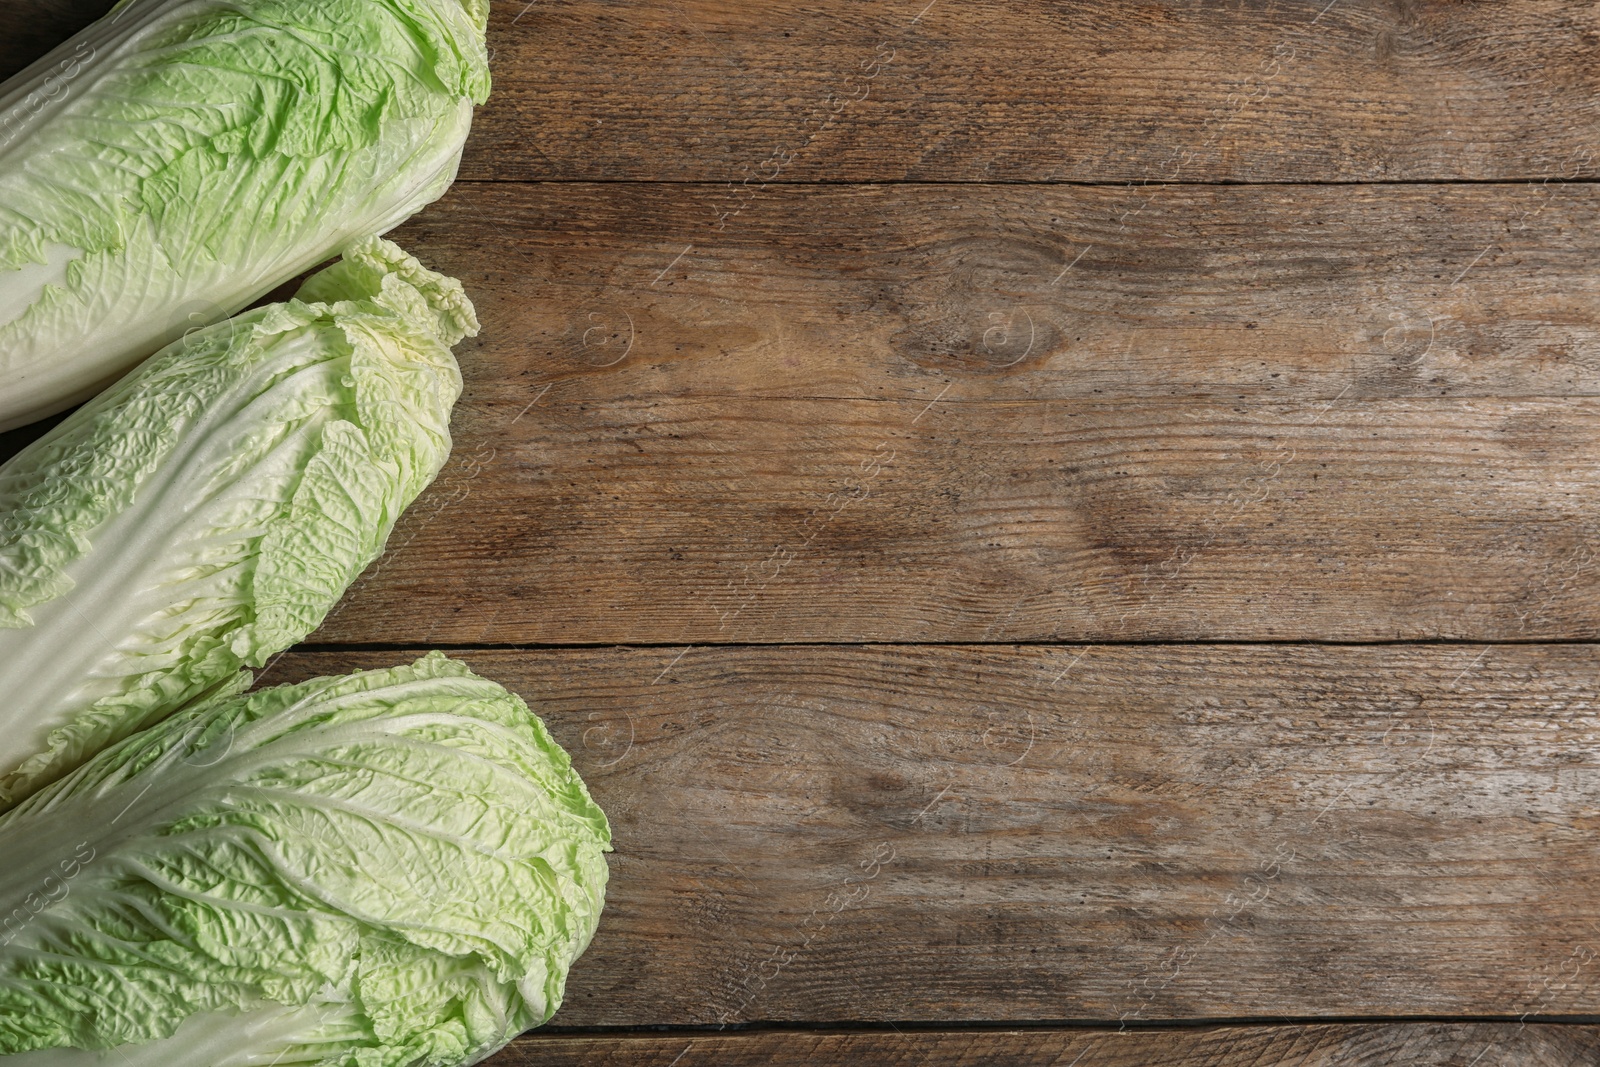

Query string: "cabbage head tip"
[[0, 0, 491, 429]]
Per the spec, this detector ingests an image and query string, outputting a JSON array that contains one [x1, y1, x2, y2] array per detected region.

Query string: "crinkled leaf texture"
[[0, 652, 612, 1065], [0, 0, 491, 429], [0, 236, 471, 807]]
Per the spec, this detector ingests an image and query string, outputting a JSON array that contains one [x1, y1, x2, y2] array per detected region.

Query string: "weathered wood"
[[398, 180, 1600, 402], [310, 386, 1600, 645], [497, 1024, 1600, 1067], [285, 179, 1600, 646], [460, 0, 1600, 184], [265, 645, 1600, 1025], [0, 0, 101, 83], [5, 1, 1599, 185]]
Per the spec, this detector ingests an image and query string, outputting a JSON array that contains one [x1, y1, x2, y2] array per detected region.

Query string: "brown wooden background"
[[6, 0, 1600, 1062]]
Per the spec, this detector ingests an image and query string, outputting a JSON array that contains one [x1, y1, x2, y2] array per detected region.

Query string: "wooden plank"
[[283, 176, 1600, 647], [5, 1, 1599, 185], [311, 387, 1600, 645], [497, 1024, 1600, 1067], [397, 180, 1600, 402], [264, 645, 1600, 1025], [461, 0, 1600, 183]]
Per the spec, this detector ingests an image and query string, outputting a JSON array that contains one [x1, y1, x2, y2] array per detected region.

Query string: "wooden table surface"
[[6, 0, 1600, 1062]]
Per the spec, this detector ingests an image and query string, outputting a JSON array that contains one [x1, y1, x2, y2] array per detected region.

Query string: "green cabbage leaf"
[[0, 651, 611, 1064], [0, 236, 471, 806], [0, 0, 490, 429]]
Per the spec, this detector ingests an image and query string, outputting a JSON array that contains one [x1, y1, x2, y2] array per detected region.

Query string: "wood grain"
[[311, 388, 1600, 645], [291, 178, 1600, 646], [496, 1024, 1600, 1067], [396, 180, 1600, 402], [265, 645, 1600, 1025], [461, 0, 1600, 183]]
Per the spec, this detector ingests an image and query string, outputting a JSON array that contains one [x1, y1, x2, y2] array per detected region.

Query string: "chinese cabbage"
[[0, 236, 472, 806], [0, 0, 491, 429], [0, 652, 611, 1063]]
